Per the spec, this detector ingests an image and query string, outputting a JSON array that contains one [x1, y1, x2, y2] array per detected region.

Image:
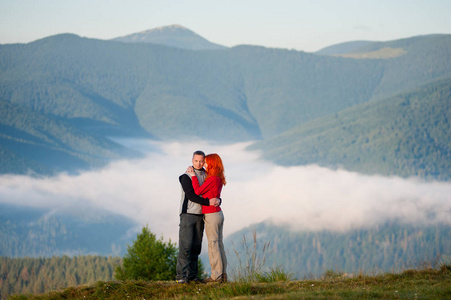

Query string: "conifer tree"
[[115, 226, 177, 281]]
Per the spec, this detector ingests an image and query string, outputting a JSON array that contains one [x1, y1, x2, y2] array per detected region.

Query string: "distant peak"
[[111, 24, 226, 50], [137, 24, 192, 35], [151, 24, 188, 31]]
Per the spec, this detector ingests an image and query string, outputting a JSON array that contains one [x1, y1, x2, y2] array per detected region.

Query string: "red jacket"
[[192, 176, 222, 214]]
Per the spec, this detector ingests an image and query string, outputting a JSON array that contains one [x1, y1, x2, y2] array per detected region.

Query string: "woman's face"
[[204, 162, 208, 171]]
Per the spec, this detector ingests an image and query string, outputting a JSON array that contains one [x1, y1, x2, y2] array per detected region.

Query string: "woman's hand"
[[209, 198, 220, 207], [186, 166, 195, 176]]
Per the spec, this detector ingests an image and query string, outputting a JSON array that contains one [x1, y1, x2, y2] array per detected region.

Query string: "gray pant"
[[205, 210, 227, 280], [176, 213, 204, 281]]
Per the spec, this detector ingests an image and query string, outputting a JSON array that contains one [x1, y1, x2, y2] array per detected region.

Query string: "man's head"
[[192, 150, 205, 170]]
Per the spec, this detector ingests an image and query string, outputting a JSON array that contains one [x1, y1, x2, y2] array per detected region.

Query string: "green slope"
[[3, 34, 449, 141], [250, 79, 451, 180], [320, 35, 451, 99], [0, 203, 136, 257], [229, 46, 385, 138], [0, 34, 154, 137], [364, 35, 451, 100], [1, 33, 450, 176], [0, 99, 135, 174]]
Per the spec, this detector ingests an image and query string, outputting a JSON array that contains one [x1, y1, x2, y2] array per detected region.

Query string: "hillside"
[[250, 79, 451, 180], [0, 33, 450, 178], [316, 40, 373, 55], [0, 203, 136, 257], [224, 221, 451, 278], [0, 99, 136, 174], [112, 24, 226, 50]]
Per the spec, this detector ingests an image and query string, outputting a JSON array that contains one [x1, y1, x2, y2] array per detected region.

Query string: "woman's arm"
[[192, 176, 216, 195]]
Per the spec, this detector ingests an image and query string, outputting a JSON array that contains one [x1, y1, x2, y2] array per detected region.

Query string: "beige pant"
[[204, 210, 227, 280]]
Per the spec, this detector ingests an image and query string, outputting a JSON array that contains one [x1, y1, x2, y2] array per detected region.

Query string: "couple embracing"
[[176, 150, 227, 284]]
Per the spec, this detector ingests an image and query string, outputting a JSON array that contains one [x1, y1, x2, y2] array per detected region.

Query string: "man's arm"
[[179, 174, 210, 206]]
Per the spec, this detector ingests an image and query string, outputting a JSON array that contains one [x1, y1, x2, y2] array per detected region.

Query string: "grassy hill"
[[250, 79, 451, 180], [364, 35, 451, 100], [316, 40, 373, 55], [7, 266, 451, 299], [317, 34, 451, 99]]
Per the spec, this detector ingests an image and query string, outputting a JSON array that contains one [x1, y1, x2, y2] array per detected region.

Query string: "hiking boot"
[[205, 275, 227, 283], [204, 277, 221, 283]]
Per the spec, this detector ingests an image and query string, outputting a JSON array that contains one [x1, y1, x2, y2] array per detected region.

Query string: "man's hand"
[[209, 198, 220, 207], [186, 166, 195, 176]]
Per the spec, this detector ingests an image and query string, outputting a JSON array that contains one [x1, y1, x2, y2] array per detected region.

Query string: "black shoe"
[[190, 278, 206, 284], [221, 274, 228, 283]]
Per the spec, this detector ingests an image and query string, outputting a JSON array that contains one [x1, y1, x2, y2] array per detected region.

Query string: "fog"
[[1, 140, 450, 242]]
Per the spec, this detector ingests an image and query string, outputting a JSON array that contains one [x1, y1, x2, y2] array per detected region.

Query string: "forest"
[[1, 34, 450, 179], [223, 222, 451, 277], [0, 256, 120, 299]]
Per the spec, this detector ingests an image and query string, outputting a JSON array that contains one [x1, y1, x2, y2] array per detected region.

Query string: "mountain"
[[0, 32, 450, 178], [0, 202, 137, 257], [249, 79, 451, 180], [111, 24, 226, 50], [223, 221, 451, 277], [0, 99, 139, 175]]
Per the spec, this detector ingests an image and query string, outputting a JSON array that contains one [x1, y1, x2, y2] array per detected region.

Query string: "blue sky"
[[1, 0, 450, 52]]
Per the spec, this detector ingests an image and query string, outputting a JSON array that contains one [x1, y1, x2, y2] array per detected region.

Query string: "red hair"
[[205, 153, 226, 186]]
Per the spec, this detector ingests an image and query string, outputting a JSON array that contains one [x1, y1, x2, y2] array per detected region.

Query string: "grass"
[[8, 265, 451, 299]]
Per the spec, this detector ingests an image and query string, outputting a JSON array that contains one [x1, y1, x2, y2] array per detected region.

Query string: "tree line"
[[225, 222, 451, 277], [0, 255, 120, 299]]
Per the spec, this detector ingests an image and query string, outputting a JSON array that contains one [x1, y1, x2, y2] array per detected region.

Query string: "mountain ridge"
[[0, 32, 450, 179], [316, 40, 374, 55]]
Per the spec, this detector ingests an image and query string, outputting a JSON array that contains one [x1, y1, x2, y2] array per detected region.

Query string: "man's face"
[[192, 154, 205, 170]]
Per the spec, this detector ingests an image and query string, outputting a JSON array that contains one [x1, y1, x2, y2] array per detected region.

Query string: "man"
[[176, 150, 219, 284]]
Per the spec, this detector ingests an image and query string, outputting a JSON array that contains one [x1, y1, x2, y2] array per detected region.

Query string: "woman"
[[188, 153, 227, 283]]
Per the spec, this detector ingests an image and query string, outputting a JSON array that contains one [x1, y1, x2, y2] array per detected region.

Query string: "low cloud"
[[1, 140, 450, 242]]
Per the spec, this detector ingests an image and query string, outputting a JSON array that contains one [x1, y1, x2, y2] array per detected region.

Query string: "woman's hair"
[[205, 153, 226, 186]]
